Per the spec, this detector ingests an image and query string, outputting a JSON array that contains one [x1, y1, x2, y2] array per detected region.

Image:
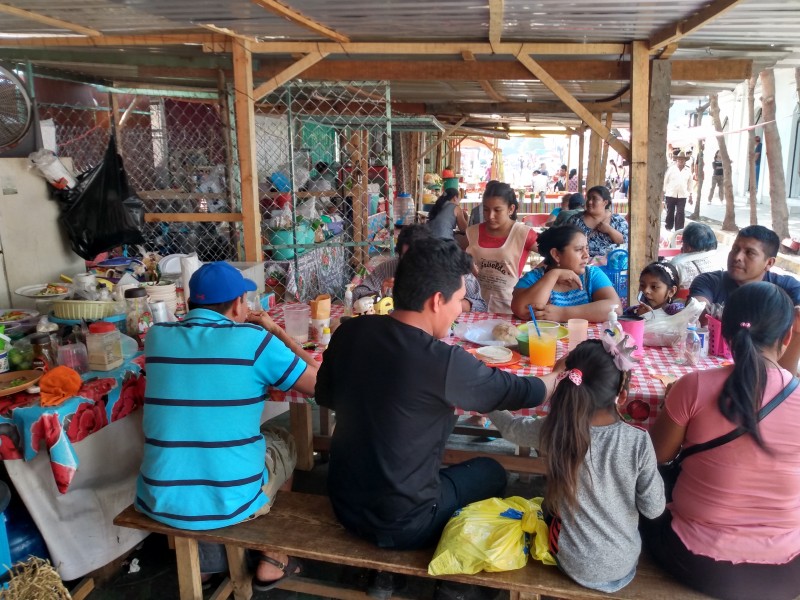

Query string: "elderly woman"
[[669, 222, 721, 291], [644, 282, 800, 600], [566, 185, 628, 257]]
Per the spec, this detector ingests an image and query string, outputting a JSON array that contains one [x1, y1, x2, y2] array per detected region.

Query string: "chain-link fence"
[[255, 81, 394, 302], [33, 71, 239, 264]]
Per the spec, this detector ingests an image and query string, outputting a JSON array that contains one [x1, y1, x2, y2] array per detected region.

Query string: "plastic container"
[[57, 343, 89, 374], [443, 177, 459, 191], [676, 323, 702, 366], [395, 193, 415, 226], [125, 288, 153, 349], [30, 333, 57, 372], [86, 322, 123, 371]]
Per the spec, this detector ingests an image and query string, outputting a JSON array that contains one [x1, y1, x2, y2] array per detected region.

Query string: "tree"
[[746, 76, 758, 225], [709, 94, 737, 232], [760, 69, 790, 240], [690, 138, 704, 221]]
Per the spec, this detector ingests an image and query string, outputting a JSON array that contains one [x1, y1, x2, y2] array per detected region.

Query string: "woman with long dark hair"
[[465, 180, 537, 313], [427, 188, 467, 241], [646, 282, 800, 600]]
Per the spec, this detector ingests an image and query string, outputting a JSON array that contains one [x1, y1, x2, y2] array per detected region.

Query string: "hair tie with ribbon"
[[557, 368, 583, 387], [740, 322, 751, 328]]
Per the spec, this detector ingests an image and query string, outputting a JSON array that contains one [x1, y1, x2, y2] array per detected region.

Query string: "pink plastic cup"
[[618, 315, 645, 359]]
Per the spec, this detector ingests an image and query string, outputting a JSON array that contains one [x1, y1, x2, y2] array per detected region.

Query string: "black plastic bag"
[[57, 136, 144, 259]]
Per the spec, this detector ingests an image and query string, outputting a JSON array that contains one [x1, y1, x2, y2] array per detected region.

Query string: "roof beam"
[[0, 3, 101, 36], [426, 101, 631, 115], [250, 0, 350, 43], [479, 80, 507, 102], [0, 33, 228, 48], [515, 52, 630, 160], [250, 41, 627, 55], [462, 47, 506, 103], [198, 24, 260, 43], [489, 0, 504, 49], [253, 50, 329, 101], [649, 0, 746, 51]]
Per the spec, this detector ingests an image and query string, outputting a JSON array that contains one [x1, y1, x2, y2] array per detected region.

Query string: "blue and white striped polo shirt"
[[135, 308, 306, 530]]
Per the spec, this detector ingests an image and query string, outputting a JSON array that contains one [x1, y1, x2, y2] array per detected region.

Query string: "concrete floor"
[[80, 412, 545, 600]]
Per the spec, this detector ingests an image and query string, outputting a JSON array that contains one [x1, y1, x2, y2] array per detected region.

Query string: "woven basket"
[[51, 300, 118, 320]]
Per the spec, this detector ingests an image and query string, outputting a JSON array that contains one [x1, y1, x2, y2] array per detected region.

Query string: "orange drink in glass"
[[527, 321, 559, 367]]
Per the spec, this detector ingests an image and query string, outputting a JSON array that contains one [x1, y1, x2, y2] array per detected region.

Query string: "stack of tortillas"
[[476, 346, 513, 365]]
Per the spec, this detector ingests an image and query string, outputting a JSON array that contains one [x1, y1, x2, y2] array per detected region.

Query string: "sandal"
[[251, 553, 302, 592]]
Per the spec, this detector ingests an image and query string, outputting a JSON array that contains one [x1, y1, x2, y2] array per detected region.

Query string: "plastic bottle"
[[321, 327, 331, 347], [344, 284, 354, 317], [86, 322, 123, 371], [680, 322, 702, 366], [604, 305, 623, 339]]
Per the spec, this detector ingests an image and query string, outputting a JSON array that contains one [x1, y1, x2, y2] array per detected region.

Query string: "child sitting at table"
[[625, 260, 684, 320], [489, 336, 665, 593]]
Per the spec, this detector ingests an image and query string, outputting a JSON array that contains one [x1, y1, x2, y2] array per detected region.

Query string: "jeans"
[[664, 196, 687, 231], [707, 175, 723, 202]]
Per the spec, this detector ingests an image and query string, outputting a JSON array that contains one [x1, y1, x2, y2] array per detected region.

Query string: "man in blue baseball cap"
[[136, 261, 317, 591]]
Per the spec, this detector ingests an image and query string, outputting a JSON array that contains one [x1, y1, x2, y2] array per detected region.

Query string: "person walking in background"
[[707, 151, 723, 204], [662, 151, 693, 232], [754, 135, 763, 190]]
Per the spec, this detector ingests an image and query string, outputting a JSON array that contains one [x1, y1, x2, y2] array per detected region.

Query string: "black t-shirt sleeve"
[[689, 271, 719, 303], [442, 345, 546, 413], [776, 274, 800, 305]]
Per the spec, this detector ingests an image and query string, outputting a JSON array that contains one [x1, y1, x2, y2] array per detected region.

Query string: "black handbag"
[[659, 376, 798, 502]]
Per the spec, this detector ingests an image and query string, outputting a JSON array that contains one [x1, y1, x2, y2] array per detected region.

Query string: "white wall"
[[0, 158, 85, 308], [713, 68, 799, 200]]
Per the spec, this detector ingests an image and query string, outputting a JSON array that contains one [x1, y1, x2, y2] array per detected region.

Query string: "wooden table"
[[268, 309, 726, 472]]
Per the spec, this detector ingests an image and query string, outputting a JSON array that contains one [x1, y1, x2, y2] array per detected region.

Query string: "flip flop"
[[251, 553, 302, 592]]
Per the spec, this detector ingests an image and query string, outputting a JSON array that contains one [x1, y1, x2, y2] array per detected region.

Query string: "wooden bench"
[[114, 491, 713, 600]]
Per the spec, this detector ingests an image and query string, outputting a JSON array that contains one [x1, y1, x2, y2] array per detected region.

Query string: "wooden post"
[[174, 537, 203, 600], [646, 60, 670, 270], [600, 112, 613, 183], [232, 39, 262, 261], [630, 40, 652, 305], [587, 118, 602, 188], [578, 125, 586, 193], [348, 130, 369, 268]]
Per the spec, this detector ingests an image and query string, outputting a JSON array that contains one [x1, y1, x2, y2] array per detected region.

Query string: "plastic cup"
[[149, 300, 171, 324], [567, 318, 589, 352], [58, 343, 89, 374], [618, 315, 645, 359], [310, 318, 331, 342], [283, 304, 310, 343], [527, 321, 559, 367]]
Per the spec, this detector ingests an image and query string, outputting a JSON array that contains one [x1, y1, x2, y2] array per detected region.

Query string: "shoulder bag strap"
[[677, 376, 799, 464]]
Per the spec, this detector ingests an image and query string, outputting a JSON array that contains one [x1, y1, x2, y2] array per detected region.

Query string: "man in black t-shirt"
[[317, 239, 560, 555]]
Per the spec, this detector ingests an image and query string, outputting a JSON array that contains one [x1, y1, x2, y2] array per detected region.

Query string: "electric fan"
[[0, 65, 32, 150]]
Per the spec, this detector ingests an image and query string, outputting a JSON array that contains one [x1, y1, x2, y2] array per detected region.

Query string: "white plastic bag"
[[28, 149, 77, 189], [643, 298, 706, 347]]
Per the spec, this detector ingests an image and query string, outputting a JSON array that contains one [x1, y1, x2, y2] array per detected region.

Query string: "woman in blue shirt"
[[511, 225, 621, 322]]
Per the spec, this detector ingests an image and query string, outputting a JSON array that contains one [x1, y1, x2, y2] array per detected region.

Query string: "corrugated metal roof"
[[0, 0, 797, 125]]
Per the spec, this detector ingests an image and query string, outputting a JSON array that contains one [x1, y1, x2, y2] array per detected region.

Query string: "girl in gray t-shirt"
[[427, 189, 467, 240], [490, 336, 664, 592]]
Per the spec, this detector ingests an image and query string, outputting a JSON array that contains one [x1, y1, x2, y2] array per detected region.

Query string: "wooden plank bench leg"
[[290, 402, 315, 471], [174, 536, 204, 600], [225, 544, 253, 600]]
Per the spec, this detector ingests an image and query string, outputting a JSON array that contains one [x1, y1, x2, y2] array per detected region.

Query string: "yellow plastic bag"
[[428, 496, 556, 576]]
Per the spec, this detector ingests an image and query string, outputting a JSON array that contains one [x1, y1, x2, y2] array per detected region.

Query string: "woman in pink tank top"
[[465, 181, 537, 314]]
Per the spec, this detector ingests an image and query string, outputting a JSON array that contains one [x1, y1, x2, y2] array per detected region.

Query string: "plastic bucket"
[[443, 177, 459, 191], [269, 229, 297, 260]]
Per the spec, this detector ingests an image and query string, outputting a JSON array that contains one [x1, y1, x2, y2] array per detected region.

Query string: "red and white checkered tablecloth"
[[267, 306, 727, 430]]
